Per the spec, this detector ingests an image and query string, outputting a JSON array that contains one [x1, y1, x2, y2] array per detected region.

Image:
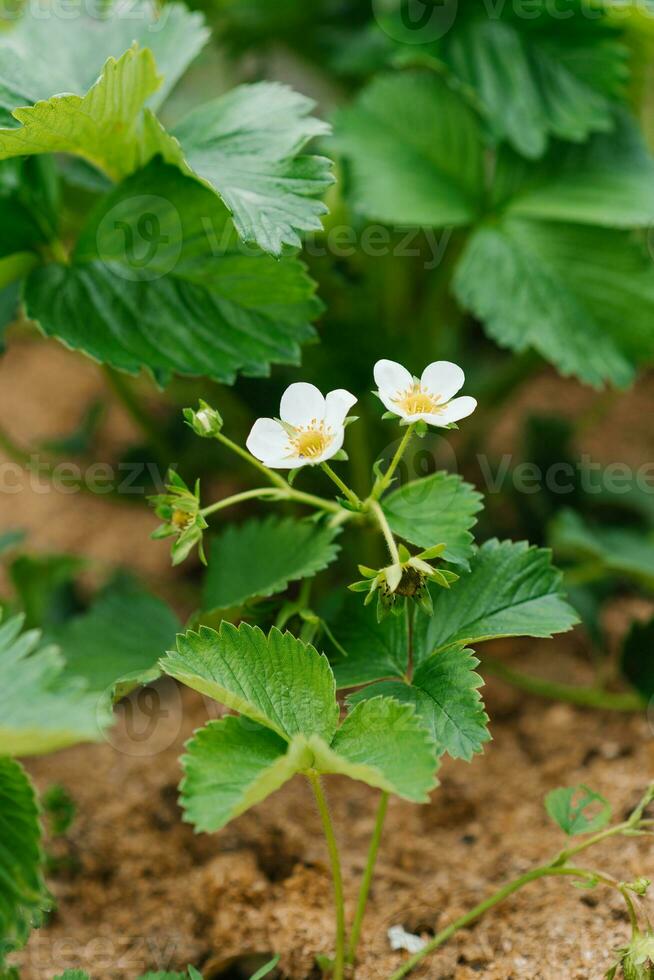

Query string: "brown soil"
[[4, 340, 654, 980]]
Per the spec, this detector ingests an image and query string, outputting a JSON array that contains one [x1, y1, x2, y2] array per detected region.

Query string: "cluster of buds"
[[150, 471, 207, 566], [349, 543, 458, 620]]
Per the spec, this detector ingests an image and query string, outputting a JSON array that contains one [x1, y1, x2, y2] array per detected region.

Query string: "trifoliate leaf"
[[0, 613, 110, 756], [621, 617, 654, 701], [347, 647, 489, 762], [550, 510, 654, 589], [420, 540, 579, 653], [173, 82, 334, 255], [0, 1, 208, 119], [50, 578, 180, 695], [161, 624, 339, 743], [545, 785, 612, 836], [454, 218, 654, 388], [202, 516, 341, 610], [311, 697, 439, 802], [25, 159, 320, 384], [181, 716, 309, 832], [0, 758, 48, 963], [381, 472, 483, 570], [0, 46, 182, 182], [330, 71, 483, 227], [428, 13, 626, 158]]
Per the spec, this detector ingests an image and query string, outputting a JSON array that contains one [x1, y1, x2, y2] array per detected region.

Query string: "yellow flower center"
[[290, 421, 333, 460], [394, 384, 443, 416]]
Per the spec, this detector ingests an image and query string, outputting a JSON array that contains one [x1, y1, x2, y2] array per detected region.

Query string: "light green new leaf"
[[25, 159, 320, 384], [550, 510, 654, 589], [180, 716, 308, 832], [331, 71, 483, 228], [161, 623, 339, 743], [51, 578, 180, 695], [0, 1, 208, 120], [454, 218, 654, 388], [545, 785, 612, 836], [174, 82, 334, 255], [382, 471, 483, 570], [0, 614, 110, 756], [0, 758, 48, 963], [0, 46, 182, 182], [421, 539, 579, 654], [312, 697, 439, 802], [501, 114, 654, 229], [203, 516, 340, 610], [347, 647, 490, 762]]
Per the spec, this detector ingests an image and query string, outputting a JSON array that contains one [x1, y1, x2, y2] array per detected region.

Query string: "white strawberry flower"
[[246, 382, 357, 469], [374, 359, 477, 427]]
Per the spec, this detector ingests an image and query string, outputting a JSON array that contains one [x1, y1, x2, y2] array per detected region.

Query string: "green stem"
[[275, 579, 312, 632], [200, 487, 284, 518], [484, 657, 644, 713], [214, 431, 289, 490], [387, 866, 612, 980], [102, 367, 171, 465], [308, 773, 346, 980], [347, 792, 389, 966], [321, 461, 362, 509], [368, 499, 401, 564], [406, 602, 415, 683], [372, 424, 416, 500]]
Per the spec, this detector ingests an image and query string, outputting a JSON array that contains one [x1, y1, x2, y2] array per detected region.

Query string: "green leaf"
[[161, 624, 339, 743], [454, 218, 654, 388], [545, 785, 612, 836], [0, 613, 110, 756], [25, 158, 320, 384], [311, 697, 439, 803], [53, 974, 90, 980], [51, 578, 180, 695], [431, 15, 625, 158], [347, 647, 490, 762], [249, 956, 280, 980], [0, 758, 47, 963], [10, 552, 85, 630], [173, 82, 334, 255], [181, 716, 309, 832], [550, 510, 654, 589], [381, 472, 483, 570], [0, 46, 181, 182], [622, 616, 654, 701], [328, 596, 408, 689], [203, 516, 340, 610], [421, 540, 579, 653], [0, 2, 208, 119], [330, 71, 483, 227], [500, 114, 654, 228]]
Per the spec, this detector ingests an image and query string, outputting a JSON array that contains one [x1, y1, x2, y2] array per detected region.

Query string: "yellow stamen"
[[289, 421, 333, 460], [394, 384, 443, 416]]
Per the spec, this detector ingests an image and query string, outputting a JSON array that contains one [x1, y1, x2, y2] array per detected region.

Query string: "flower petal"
[[374, 359, 413, 399], [246, 418, 289, 462], [324, 388, 357, 429], [314, 426, 345, 464], [427, 396, 477, 427], [280, 382, 326, 427], [421, 361, 465, 402]]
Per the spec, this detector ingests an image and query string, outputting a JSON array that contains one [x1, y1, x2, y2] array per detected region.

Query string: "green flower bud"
[[183, 400, 223, 438]]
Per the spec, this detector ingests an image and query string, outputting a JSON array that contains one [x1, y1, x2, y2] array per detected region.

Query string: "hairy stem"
[[368, 499, 400, 564], [308, 773, 346, 980], [321, 461, 362, 509], [484, 657, 644, 713], [200, 487, 285, 518], [347, 792, 389, 966], [372, 424, 416, 500]]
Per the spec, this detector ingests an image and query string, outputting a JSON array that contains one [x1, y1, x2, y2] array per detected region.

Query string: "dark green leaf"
[[382, 471, 483, 570], [10, 553, 85, 630], [550, 510, 654, 589], [622, 616, 654, 700], [203, 516, 340, 610]]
